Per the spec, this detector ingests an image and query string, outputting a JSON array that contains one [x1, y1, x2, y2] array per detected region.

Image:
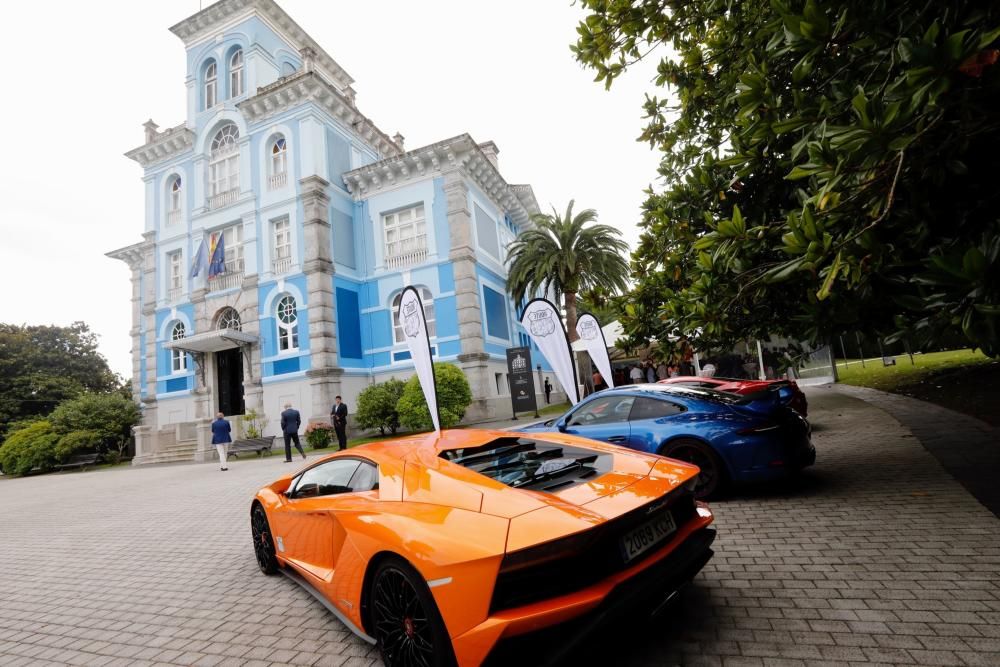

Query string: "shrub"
[[242, 408, 269, 439], [55, 430, 101, 462], [305, 422, 334, 449], [0, 421, 60, 476], [50, 393, 140, 458], [397, 363, 473, 431], [356, 378, 406, 435]]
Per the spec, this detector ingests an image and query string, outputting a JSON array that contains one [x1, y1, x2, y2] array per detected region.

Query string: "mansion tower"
[[109, 0, 549, 464]]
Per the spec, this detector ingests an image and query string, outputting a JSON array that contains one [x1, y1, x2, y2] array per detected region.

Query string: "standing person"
[[656, 361, 668, 381], [645, 361, 656, 383], [211, 412, 231, 471], [592, 370, 606, 391], [331, 395, 348, 451], [629, 364, 644, 384], [280, 402, 306, 462], [543, 378, 552, 404]]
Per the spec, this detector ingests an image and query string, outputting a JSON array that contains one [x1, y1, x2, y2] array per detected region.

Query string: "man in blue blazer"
[[280, 402, 306, 462], [211, 412, 231, 471]]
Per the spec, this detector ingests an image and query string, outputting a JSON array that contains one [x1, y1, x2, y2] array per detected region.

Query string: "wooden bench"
[[53, 453, 101, 472], [227, 436, 276, 458]]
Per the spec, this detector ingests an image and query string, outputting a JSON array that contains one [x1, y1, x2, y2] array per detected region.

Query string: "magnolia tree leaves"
[[574, 0, 1000, 356]]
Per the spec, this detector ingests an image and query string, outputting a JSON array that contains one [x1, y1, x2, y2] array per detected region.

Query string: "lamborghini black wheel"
[[251, 504, 279, 575], [370, 556, 455, 667]]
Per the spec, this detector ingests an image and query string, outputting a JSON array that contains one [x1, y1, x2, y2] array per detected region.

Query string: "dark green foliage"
[[506, 201, 630, 339], [0, 322, 121, 439], [396, 364, 473, 431], [55, 430, 102, 462], [355, 378, 406, 435], [573, 0, 1000, 356], [49, 393, 140, 458], [0, 421, 59, 476]]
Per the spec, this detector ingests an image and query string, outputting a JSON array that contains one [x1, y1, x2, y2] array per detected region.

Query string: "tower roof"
[[169, 0, 355, 95]]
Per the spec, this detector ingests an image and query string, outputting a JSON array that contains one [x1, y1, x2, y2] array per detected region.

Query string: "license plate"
[[620, 511, 677, 564]]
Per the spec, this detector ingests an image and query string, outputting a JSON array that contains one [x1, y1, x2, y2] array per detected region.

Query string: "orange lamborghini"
[[250, 429, 716, 667]]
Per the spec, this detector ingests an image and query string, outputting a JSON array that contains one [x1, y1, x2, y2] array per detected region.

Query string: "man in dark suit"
[[280, 402, 306, 462], [331, 395, 348, 451]]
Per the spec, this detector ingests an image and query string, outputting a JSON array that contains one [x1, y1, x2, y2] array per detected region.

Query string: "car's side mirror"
[[556, 419, 567, 432]]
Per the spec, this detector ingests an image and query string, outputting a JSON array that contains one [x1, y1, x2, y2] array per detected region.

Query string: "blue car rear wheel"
[[660, 438, 725, 499]]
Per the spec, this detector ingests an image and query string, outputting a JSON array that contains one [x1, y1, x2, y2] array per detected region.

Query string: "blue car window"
[[629, 397, 685, 421], [567, 395, 635, 426]]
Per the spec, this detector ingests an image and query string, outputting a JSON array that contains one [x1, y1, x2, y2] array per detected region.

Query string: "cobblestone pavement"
[[1, 387, 999, 666]]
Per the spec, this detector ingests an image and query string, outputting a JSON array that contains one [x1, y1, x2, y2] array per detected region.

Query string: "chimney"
[[143, 119, 159, 143], [393, 132, 405, 150], [478, 141, 499, 169]]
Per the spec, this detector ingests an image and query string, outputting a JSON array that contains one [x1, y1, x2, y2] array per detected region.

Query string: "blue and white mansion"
[[108, 0, 550, 464]]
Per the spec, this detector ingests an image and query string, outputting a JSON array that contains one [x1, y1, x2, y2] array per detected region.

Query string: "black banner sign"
[[506, 346, 538, 415]]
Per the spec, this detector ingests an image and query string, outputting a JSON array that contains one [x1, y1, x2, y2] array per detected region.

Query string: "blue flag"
[[208, 234, 226, 279], [189, 239, 208, 278]]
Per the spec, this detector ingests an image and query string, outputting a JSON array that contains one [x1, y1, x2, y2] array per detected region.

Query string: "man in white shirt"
[[629, 364, 644, 383]]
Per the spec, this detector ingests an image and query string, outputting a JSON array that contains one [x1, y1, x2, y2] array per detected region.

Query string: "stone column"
[[139, 233, 160, 460], [444, 172, 492, 419], [299, 175, 342, 423]]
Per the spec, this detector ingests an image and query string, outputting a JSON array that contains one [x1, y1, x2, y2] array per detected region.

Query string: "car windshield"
[[440, 437, 612, 492], [641, 385, 749, 405]]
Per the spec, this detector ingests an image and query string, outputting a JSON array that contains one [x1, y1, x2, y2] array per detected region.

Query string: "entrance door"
[[216, 348, 245, 416]]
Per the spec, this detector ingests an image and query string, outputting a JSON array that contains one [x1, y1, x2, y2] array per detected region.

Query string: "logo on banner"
[[403, 300, 420, 338], [528, 309, 556, 337], [579, 319, 599, 340], [511, 353, 527, 372]]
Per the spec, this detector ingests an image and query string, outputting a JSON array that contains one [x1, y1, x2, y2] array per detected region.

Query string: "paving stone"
[[2, 387, 999, 666]]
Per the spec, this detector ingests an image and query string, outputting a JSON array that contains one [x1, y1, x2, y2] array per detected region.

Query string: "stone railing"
[[272, 255, 292, 275], [166, 209, 182, 225], [385, 247, 428, 270], [208, 188, 238, 210], [208, 258, 244, 291], [268, 172, 287, 190], [168, 286, 183, 302]]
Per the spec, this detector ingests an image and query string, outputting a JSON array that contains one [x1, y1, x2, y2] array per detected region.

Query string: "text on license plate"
[[620, 511, 677, 563]]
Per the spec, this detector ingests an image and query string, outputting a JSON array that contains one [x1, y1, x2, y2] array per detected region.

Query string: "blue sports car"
[[522, 383, 815, 498]]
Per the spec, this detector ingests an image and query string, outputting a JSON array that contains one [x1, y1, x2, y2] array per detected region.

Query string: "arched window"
[[169, 177, 182, 213], [391, 287, 435, 344], [209, 124, 240, 202], [170, 322, 188, 373], [229, 49, 244, 98], [276, 295, 299, 351], [271, 137, 287, 175], [218, 308, 241, 331], [204, 61, 217, 109]]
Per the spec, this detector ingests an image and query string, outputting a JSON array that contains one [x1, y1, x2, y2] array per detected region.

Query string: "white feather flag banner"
[[576, 312, 614, 389], [397, 286, 440, 433], [520, 298, 581, 405]]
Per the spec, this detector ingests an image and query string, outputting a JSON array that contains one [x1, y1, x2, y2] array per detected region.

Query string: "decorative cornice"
[[106, 240, 151, 269], [342, 134, 536, 228], [509, 184, 541, 219], [169, 0, 355, 95], [237, 71, 401, 158], [125, 123, 195, 168]]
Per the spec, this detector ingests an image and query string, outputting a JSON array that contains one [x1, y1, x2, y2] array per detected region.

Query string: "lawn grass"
[[837, 348, 999, 425], [538, 401, 571, 417]]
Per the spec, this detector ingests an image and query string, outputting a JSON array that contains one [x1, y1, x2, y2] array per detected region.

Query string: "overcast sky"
[[0, 1, 665, 379]]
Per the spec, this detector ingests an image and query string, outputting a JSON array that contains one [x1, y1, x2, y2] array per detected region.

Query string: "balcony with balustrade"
[[166, 209, 182, 225], [385, 246, 429, 271], [208, 188, 238, 210], [207, 258, 245, 292], [271, 254, 292, 275], [268, 172, 287, 190]]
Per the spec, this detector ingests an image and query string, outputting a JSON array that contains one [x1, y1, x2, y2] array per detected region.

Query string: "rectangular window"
[[483, 286, 510, 340], [205, 80, 217, 109], [278, 324, 299, 352], [171, 349, 187, 373], [273, 218, 291, 259], [475, 203, 500, 260], [230, 69, 243, 98], [168, 251, 182, 290], [210, 225, 244, 271], [383, 204, 427, 268], [209, 154, 239, 197]]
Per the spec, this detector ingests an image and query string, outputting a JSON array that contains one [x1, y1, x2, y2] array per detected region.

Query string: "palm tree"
[[507, 201, 630, 341]]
